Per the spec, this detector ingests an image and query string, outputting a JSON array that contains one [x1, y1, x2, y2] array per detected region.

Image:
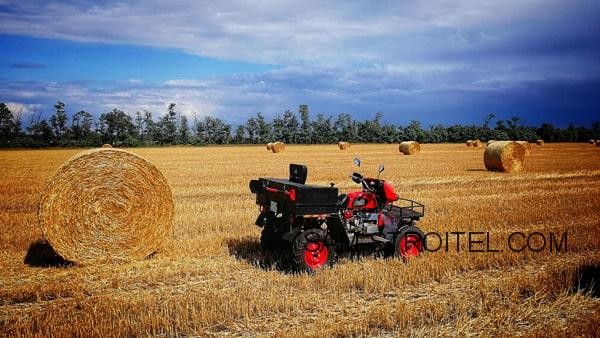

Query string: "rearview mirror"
[[353, 158, 361, 167], [378, 164, 384, 173]]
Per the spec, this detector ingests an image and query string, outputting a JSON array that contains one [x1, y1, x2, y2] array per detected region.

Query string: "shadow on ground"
[[24, 240, 74, 268], [226, 237, 296, 274], [572, 263, 600, 298]]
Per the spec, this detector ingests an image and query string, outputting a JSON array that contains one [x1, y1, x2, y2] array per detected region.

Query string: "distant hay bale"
[[399, 141, 420, 155], [271, 141, 285, 153], [338, 141, 350, 150], [516, 141, 531, 155], [266, 143, 274, 151], [39, 148, 174, 264], [536, 139, 544, 145], [597, 141, 600, 147], [466, 140, 473, 147], [484, 141, 526, 173], [472, 140, 482, 147], [102, 143, 112, 148], [588, 139, 595, 144]]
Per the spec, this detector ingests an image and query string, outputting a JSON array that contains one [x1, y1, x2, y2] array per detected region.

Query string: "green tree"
[[334, 113, 353, 142], [141, 110, 158, 144], [256, 112, 271, 143], [245, 117, 258, 143], [70, 110, 95, 145], [27, 118, 53, 147], [311, 114, 334, 143], [0, 103, 20, 147], [233, 125, 245, 144], [178, 114, 190, 144], [49, 101, 68, 144], [156, 103, 178, 144], [98, 109, 136, 146], [195, 116, 231, 144], [401, 120, 427, 142], [282, 110, 300, 143], [298, 104, 311, 143]]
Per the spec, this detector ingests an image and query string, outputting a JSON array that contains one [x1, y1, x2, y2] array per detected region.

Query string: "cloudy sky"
[[1, 0, 599, 126]]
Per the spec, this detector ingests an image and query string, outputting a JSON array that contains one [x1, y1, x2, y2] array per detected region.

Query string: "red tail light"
[[288, 188, 296, 202]]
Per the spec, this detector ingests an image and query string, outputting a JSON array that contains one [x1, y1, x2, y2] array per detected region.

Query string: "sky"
[[0, 0, 599, 127]]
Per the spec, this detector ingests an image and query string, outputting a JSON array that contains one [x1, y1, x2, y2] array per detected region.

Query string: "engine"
[[342, 211, 380, 235]]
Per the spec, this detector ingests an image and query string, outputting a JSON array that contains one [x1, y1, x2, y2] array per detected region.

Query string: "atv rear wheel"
[[395, 226, 425, 260], [293, 228, 335, 272]]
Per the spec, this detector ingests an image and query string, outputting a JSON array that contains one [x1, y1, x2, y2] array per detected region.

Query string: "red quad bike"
[[249, 159, 426, 273]]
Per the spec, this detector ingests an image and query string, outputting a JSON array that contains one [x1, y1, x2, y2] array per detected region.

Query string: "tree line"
[[1, 102, 598, 148]]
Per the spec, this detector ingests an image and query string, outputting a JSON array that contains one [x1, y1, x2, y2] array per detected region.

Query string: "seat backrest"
[[289, 164, 308, 184]]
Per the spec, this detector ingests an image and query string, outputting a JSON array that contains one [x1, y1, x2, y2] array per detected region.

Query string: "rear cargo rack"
[[249, 178, 339, 216], [384, 198, 425, 220]]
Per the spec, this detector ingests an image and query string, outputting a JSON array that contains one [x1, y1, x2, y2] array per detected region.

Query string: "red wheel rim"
[[304, 241, 329, 269], [399, 234, 423, 258]]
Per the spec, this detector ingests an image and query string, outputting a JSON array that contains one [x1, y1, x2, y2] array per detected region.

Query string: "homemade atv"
[[249, 159, 426, 272]]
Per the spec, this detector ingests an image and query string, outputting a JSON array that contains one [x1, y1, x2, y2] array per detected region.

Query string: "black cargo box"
[[249, 178, 338, 215]]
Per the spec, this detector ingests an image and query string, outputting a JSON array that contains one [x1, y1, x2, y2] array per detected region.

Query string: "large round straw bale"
[[399, 141, 420, 155], [466, 140, 473, 147], [39, 148, 174, 264], [472, 140, 482, 147], [101, 143, 112, 148], [484, 141, 526, 173], [487, 140, 496, 146], [338, 141, 350, 150], [536, 139, 544, 145], [516, 141, 531, 155], [266, 143, 273, 151], [588, 139, 595, 144], [271, 141, 285, 153]]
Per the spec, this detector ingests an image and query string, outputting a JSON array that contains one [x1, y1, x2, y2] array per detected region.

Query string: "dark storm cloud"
[[0, 0, 598, 125]]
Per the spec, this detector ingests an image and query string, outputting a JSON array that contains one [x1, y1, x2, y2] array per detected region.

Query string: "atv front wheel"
[[293, 228, 335, 272], [395, 226, 425, 260]]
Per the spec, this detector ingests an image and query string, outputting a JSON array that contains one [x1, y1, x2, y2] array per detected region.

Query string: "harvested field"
[[1, 143, 599, 336]]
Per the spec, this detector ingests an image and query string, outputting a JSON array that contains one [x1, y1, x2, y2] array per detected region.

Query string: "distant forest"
[[1, 102, 599, 148]]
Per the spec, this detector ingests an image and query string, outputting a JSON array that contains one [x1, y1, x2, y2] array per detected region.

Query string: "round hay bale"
[[588, 139, 595, 144], [466, 140, 474, 147], [597, 141, 600, 147], [487, 140, 497, 146], [536, 139, 544, 145], [399, 141, 420, 155], [266, 143, 274, 151], [39, 148, 174, 264], [271, 141, 285, 153], [516, 141, 531, 155], [484, 141, 526, 173], [338, 141, 350, 150], [472, 140, 482, 148], [101, 143, 113, 148]]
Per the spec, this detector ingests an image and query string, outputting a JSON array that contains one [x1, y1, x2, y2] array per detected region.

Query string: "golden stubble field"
[[1, 143, 599, 337]]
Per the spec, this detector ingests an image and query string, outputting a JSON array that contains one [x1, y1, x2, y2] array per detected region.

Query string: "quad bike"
[[249, 160, 426, 272]]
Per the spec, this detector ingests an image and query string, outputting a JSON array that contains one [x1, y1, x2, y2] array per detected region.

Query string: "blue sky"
[[0, 0, 599, 127]]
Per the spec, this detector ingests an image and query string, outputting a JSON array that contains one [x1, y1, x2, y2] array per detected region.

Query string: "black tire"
[[394, 225, 426, 260], [293, 228, 335, 273], [260, 225, 284, 251]]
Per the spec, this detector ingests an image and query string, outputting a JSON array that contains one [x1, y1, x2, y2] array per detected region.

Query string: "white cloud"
[[0, 0, 588, 66]]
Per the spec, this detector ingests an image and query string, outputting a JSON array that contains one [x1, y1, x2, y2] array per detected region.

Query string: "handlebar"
[[350, 172, 375, 192]]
